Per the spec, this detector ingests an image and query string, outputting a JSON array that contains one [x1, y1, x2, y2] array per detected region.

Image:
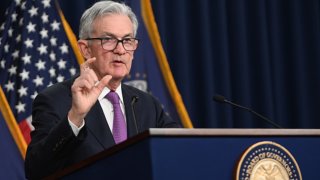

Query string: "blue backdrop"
[[1, 0, 320, 129], [150, 0, 320, 128]]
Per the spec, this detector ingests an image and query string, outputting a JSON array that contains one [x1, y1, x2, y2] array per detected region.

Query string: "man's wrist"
[[68, 110, 84, 127]]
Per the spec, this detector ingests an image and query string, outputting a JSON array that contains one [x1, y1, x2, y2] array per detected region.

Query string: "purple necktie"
[[106, 91, 127, 144]]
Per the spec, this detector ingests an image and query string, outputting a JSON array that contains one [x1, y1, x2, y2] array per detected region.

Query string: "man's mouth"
[[113, 60, 124, 64]]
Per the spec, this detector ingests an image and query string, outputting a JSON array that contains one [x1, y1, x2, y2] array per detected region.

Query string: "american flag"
[[0, 0, 79, 144]]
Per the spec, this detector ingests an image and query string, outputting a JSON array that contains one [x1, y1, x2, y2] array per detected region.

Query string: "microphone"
[[131, 96, 139, 134], [213, 94, 282, 128]]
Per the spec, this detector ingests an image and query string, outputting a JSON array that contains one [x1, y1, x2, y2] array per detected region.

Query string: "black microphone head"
[[212, 94, 226, 103], [131, 96, 139, 103]]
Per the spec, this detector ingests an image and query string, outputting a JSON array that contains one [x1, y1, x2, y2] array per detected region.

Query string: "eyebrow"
[[101, 32, 133, 38]]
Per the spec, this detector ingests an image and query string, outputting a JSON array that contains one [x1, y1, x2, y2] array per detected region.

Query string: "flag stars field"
[[0, 0, 80, 145]]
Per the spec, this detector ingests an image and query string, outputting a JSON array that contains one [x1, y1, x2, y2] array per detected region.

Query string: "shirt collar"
[[98, 83, 124, 103]]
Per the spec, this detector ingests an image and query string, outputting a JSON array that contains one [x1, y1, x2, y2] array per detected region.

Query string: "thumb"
[[95, 75, 112, 90]]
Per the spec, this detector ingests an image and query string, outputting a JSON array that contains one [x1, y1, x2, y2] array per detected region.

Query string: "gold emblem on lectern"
[[236, 141, 302, 180]]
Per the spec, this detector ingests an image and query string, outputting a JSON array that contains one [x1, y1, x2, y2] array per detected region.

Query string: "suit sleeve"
[[24, 91, 86, 179]]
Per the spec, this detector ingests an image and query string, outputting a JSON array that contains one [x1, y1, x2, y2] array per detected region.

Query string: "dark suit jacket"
[[25, 76, 180, 179]]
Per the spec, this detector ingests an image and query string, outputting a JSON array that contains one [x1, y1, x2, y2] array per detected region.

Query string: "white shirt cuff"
[[68, 118, 85, 136]]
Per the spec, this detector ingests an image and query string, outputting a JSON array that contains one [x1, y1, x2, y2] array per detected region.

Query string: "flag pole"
[[141, 0, 193, 128], [55, 0, 84, 65], [0, 87, 27, 158]]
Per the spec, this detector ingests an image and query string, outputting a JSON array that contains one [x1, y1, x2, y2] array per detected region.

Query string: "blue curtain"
[[2, 0, 319, 128], [151, 0, 320, 128]]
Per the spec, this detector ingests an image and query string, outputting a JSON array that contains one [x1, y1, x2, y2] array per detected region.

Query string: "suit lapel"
[[85, 102, 115, 149], [122, 85, 139, 138]]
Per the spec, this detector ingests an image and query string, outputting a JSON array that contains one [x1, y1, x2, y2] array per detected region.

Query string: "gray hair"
[[79, 1, 138, 39]]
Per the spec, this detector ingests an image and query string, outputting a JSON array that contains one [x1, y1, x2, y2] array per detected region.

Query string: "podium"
[[47, 129, 320, 179]]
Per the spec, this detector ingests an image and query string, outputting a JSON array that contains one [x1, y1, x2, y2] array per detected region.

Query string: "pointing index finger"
[[81, 57, 96, 72]]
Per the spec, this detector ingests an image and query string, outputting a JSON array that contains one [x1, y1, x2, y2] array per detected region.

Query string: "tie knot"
[[106, 91, 120, 105]]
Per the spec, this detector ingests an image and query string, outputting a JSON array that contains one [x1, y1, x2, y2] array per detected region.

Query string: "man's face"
[[85, 14, 135, 81]]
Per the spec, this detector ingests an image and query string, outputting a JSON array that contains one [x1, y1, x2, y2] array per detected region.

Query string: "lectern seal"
[[236, 141, 302, 180]]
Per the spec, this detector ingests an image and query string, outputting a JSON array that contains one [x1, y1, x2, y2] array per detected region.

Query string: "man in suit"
[[25, 1, 180, 179]]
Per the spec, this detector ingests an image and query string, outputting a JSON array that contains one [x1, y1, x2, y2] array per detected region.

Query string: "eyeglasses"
[[85, 37, 139, 51]]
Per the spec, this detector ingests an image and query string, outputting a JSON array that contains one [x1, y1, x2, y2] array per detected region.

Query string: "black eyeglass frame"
[[85, 37, 139, 51]]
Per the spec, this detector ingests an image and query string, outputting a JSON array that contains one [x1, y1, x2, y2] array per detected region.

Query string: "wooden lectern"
[[46, 128, 320, 179]]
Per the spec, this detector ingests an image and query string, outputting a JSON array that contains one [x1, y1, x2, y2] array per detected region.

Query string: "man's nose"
[[113, 41, 126, 54]]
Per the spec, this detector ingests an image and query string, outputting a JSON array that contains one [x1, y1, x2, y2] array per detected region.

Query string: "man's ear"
[[78, 40, 91, 59]]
